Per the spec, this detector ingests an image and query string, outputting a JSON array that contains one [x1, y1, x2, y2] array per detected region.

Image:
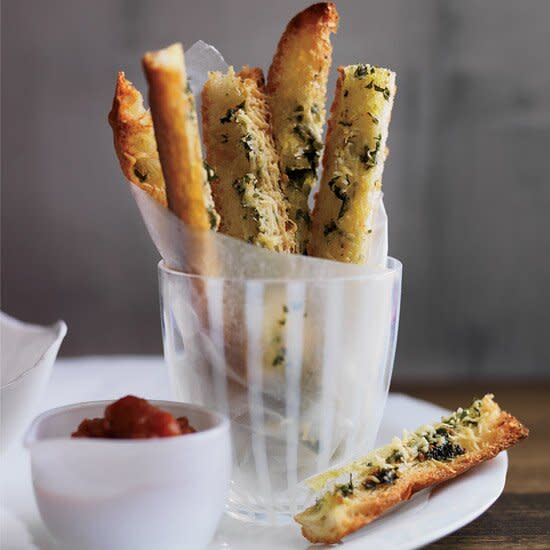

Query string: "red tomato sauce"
[[71, 395, 196, 439]]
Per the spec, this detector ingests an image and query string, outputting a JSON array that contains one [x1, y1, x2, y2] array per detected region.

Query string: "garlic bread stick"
[[202, 66, 296, 252], [309, 64, 396, 263], [295, 394, 528, 544], [142, 43, 219, 230], [108, 72, 167, 207], [266, 2, 339, 253]]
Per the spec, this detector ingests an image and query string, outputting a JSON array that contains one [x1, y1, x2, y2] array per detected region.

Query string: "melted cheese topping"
[[306, 394, 500, 496], [202, 68, 295, 252], [273, 104, 323, 253]]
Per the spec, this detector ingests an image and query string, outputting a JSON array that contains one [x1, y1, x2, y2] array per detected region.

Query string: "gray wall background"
[[2, 0, 549, 379]]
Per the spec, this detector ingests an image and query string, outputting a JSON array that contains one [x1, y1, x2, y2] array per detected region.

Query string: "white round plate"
[[209, 393, 508, 549], [0, 359, 507, 550]]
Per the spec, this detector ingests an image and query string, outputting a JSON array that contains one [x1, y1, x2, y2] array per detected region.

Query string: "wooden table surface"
[[391, 382, 550, 549]]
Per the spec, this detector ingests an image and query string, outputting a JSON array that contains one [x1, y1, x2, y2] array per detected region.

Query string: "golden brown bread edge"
[[201, 65, 296, 252], [266, 2, 339, 254], [142, 43, 219, 231], [108, 72, 167, 207], [267, 2, 337, 92], [296, 409, 528, 544]]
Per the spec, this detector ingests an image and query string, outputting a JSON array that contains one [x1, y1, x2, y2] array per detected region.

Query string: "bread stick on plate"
[[108, 72, 167, 207], [266, 2, 339, 253], [142, 43, 219, 230], [295, 394, 528, 544], [309, 64, 396, 263]]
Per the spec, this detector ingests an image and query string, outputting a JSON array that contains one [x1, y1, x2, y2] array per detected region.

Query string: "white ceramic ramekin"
[[24, 400, 231, 550]]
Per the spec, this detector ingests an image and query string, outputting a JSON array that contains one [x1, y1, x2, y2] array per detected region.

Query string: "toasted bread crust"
[[296, 401, 528, 544], [202, 66, 296, 252], [238, 65, 265, 88], [108, 72, 167, 206], [267, 3, 338, 92], [266, 3, 338, 254], [142, 43, 219, 230]]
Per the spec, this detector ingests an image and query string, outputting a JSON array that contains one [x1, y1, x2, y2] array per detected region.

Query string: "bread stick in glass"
[[108, 72, 167, 207], [202, 66, 296, 252], [309, 64, 396, 263], [142, 43, 219, 230], [266, 2, 339, 253]]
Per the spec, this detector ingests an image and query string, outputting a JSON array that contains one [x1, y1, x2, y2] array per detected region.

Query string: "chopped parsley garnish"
[[328, 176, 348, 202], [442, 399, 483, 429], [336, 474, 354, 497], [328, 176, 352, 218], [292, 125, 308, 140], [206, 206, 218, 229], [425, 441, 464, 462], [292, 124, 323, 171], [375, 84, 391, 100], [133, 167, 147, 183], [295, 209, 311, 224], [286, 169, 311, 190], [340, 196, 351, 219], [305, 144, 322, 170], [232, 173, 256, 197], [354, 64, 375, 79], [364, 80, 391, 100], [379, 468, 398, 484], [367, 112, 379, 124], [220, 101, 245, 123], [204, 161, 218, 183], [359, 134, 382, 169], [363, 467, 398, 489], [387, 450, 404, 464], [272, 347, 286, 367], [277, 305, 288, 326], [233, 179, 245, 196], [323, 221, 338, 236], [240, 133, 254, 160]]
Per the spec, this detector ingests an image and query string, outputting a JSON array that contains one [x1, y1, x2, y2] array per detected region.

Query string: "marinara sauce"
[[72, 395, 195, 439]]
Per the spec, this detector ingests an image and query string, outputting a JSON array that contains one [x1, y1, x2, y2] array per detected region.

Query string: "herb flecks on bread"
[[266, 2, 339, 253], [295, 394, 528, 544], [202, 66, 296, 252], [309, 64, 396, 263]]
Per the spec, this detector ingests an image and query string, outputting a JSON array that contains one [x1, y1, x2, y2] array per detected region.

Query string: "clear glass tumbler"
[[159, 258, 402, 525]]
